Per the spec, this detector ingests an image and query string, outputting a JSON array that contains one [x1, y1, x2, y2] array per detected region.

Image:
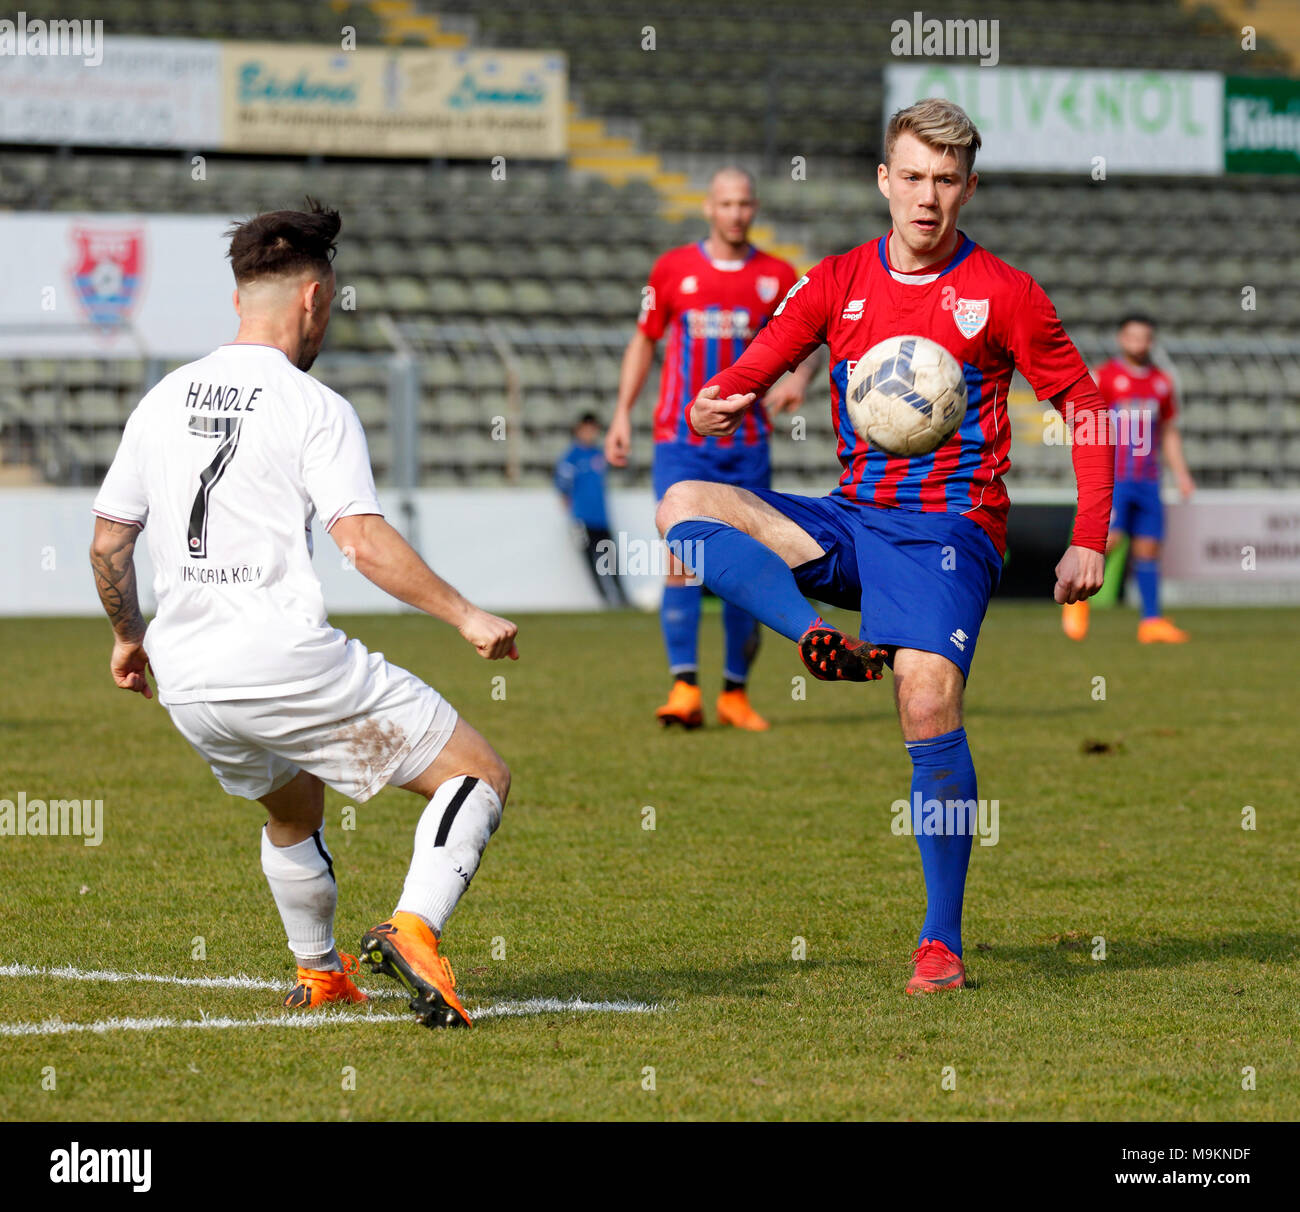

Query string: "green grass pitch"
[[0, 604, 1295, 1121]]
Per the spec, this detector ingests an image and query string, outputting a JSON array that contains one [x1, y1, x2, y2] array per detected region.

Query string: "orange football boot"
[[284, 952, 369, 1008], [361, 912, 471, 1028], [905, 938, 967, 996], [655, 679, 704, 729], [1138, 617, 1189, 643], [716, 688, 770, 731], [1061, 600, 1090, 641]]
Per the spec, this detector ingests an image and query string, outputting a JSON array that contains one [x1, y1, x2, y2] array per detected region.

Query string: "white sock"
[[395, 776, 503, 935], [260, 826, 341, 971]]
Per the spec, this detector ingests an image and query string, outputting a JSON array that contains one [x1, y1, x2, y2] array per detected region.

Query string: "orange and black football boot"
[[284, 952, 369, 1009], [1137, 616, 1189, 643], [655, 679, 704, 729], [905, 938, 966, 996], [799, 620, 889, 682], [1061, 600, 1090, 641], [716, 688, 770, 731], [360, 912, 471, 1028]]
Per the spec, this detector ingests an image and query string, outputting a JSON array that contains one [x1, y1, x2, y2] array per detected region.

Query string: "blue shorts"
[[653, 440, 770, 501], [745, 490, 1003, 679], [1111, 479, 1164, 541]]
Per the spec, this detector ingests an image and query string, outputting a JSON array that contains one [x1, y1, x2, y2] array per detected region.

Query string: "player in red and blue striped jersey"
[[656, 99, 1115, 994], [605, 167, 805, 731], [1062, 313, 1195, 644]]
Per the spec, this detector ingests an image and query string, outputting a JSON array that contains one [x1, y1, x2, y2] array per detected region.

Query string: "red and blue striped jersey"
[[638, 243, 799, 447], [705, 232, 1093, 555], [1096, 358, 1177, 483]]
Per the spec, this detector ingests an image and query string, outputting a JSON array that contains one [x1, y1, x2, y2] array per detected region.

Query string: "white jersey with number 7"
[[92, 342, 382, 706]]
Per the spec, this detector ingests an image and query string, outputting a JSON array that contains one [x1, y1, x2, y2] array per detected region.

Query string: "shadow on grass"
[[963, 703, 1091, 720], [767, 703, 1091, 731], [477, 956, 876, 1005], [982, 931, 1300, 977]]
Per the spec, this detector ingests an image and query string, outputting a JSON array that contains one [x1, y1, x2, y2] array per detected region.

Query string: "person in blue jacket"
[[555, 413, 627, 607]]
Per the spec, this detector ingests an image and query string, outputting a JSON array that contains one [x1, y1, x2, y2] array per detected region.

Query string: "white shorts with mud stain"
[[165, 638, 459, 802]]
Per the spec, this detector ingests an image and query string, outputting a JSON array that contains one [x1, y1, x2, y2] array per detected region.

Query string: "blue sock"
[[721, 600, 760, 684], [1134, 557, 1160, 619], [660, 583, 701, 677], [905, 726, 977, 957], [665, 519, 819, 644]]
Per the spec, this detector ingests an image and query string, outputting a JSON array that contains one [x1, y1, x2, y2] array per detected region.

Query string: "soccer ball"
[[845, 335, 967, 457]]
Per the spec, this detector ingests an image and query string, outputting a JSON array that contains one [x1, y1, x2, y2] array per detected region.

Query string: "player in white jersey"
[[89, 200, 515, 1028]]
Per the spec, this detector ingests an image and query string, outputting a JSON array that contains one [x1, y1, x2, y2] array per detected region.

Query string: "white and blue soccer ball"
[[845, 335, 967, 457]]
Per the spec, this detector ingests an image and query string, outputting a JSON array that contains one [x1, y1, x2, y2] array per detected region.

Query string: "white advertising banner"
[[1, 489, 1295, 617], [0, 34, 566, 158], [221, 44, 568, 158], [0, 213, 237, 359], [1163, 495, 1300, 582], [884, 65, 1224, 174], [0, 35, 222, 147]]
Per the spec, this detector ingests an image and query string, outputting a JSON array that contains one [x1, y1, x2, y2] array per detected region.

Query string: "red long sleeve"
[[1059, 373, 1115, 552]]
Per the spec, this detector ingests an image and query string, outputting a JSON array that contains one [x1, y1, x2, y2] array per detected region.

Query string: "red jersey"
[[638, 243, 799, 447], [1097, 358, 1176, 483], [702, 231, 1113, 554]]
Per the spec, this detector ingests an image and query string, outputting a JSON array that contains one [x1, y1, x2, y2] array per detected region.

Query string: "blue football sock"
[[905, 726, 977, 957], [721, 599, 760, 685], [660, 583, 701, 677], [1134, 557, 1160, 619], [664, 519, 819, 644]]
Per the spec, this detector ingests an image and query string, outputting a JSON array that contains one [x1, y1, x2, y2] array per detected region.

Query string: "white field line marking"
[[473, 997, 662, 1019], [0, 963, 663, 1033], [0, 1010, 412, 1037], [0, 999, 666, 1037], [1, 967, 366, 993], [0, 961, 401, 998]]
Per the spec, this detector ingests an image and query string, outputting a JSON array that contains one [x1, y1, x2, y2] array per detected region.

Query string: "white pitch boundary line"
[[0, 1010, 412, 1037], [0, 963, 663, 1034], [0, 961, 402, 999]]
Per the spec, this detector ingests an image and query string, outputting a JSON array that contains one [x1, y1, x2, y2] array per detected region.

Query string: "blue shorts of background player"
[[652, 439, 771, 501], [1110, 478, 1164, 542], [744, 490, 1003, 680]]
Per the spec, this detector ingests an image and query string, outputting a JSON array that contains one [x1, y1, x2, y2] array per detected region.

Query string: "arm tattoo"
[[90, 520, 146, 642]]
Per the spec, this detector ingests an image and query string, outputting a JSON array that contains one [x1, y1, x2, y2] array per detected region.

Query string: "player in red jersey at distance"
[[1063, 313, 1195, 643]]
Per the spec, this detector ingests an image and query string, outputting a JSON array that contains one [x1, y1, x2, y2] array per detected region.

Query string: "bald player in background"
[[605, 167, 813, 731]]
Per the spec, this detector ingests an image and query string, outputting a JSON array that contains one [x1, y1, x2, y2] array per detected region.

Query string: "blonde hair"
[[884, 98, 982, 176]]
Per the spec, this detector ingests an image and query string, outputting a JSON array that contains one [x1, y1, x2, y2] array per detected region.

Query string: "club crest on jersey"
[[680, 275, 698, 294], [757, 275, 780, 303], [952, 297, 989, 339], [70, 226, 144, 330]]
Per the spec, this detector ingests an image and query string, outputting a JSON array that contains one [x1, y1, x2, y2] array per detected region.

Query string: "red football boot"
[[905, 938, 966, 996]]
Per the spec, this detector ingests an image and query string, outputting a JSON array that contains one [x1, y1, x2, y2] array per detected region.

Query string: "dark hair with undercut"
[[225, 197, 341, 286], [1117, 311, 1156, 330]]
